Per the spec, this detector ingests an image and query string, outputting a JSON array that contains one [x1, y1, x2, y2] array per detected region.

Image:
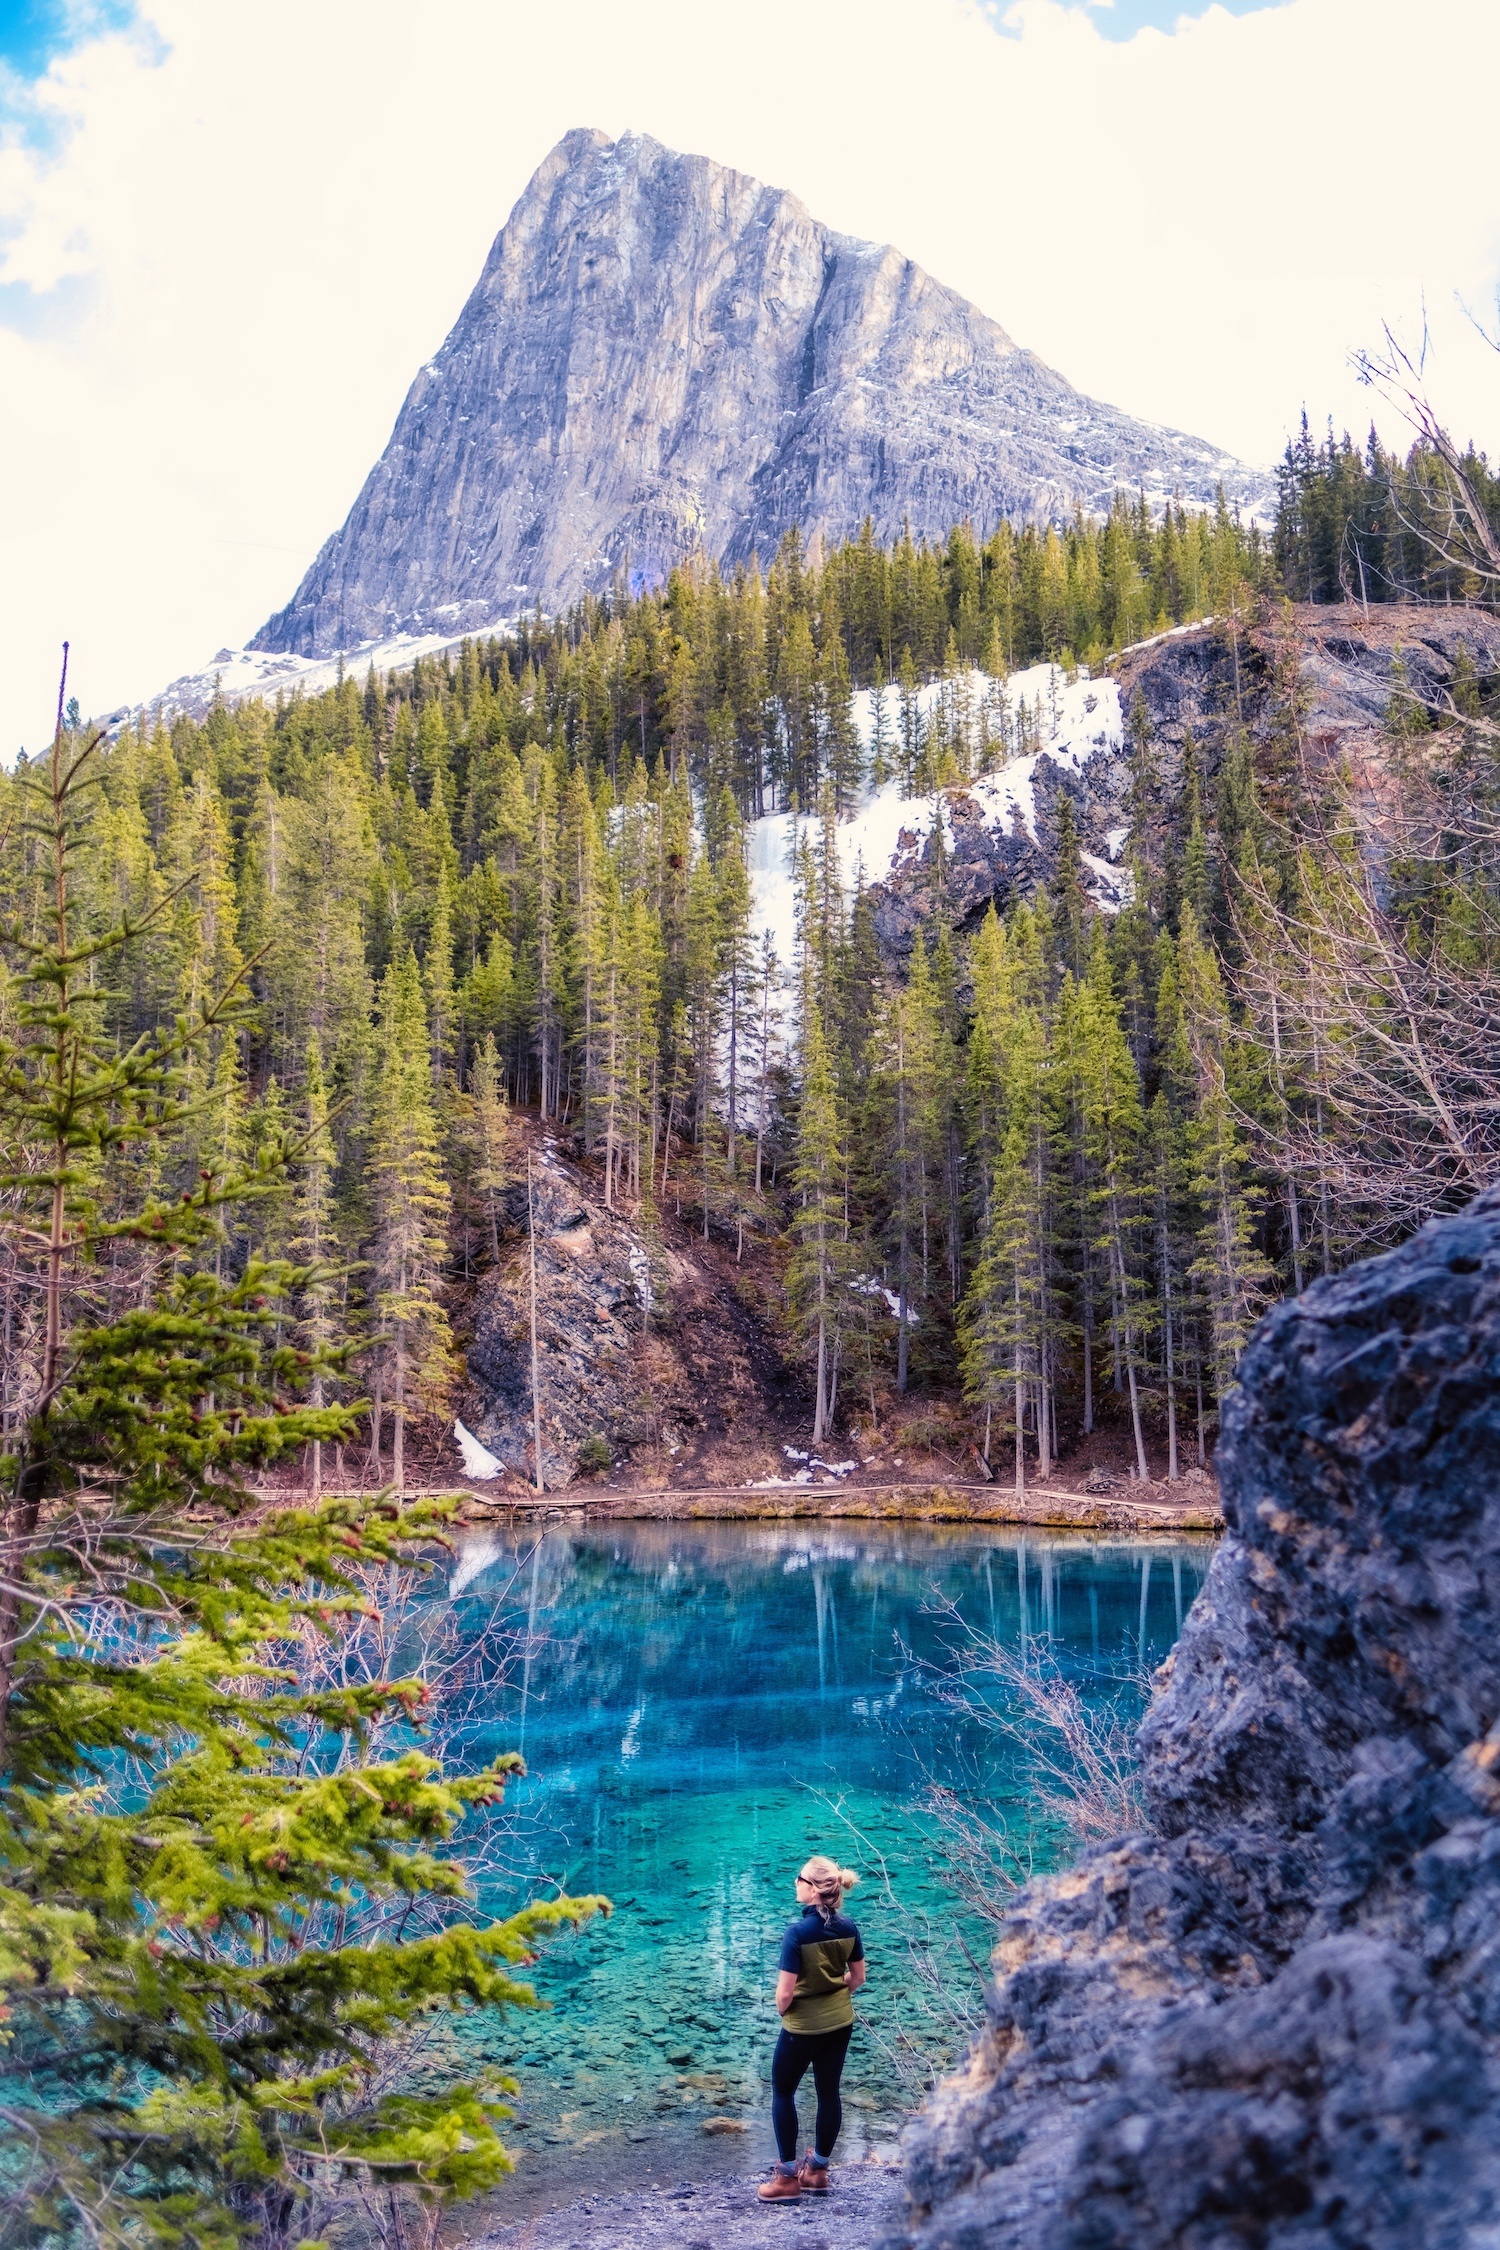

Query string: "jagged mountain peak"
[[252, 129, 1270, 660]]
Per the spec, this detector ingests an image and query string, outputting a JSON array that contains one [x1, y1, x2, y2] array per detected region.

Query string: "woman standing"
[[757, 1856, 865, 2201]]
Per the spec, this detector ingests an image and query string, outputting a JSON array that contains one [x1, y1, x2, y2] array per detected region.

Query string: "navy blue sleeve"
[[849, 1922, 865, 1963], [778, 1919, 805, 1974]]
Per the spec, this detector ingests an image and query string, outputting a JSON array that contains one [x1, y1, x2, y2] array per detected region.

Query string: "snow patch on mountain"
[[747, 663, 1125, 962], [117, 618, 518, 728]]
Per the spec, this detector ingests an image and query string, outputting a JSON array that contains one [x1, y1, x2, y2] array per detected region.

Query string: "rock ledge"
[[900, 1186, 1500, 2248]]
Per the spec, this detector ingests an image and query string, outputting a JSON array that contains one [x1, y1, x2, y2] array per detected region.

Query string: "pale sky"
[[2, 0, 1497, 753]]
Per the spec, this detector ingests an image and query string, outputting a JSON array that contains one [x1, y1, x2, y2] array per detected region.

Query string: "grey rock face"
[[464, 1145, 654, 1487], [462, 1136, 803, 1488], [897, 1187, 1500, 2249], [845, 606, 1500, 973], [862, 741, 1129, 963], [1113, 603, 1500, 789], [253, 130, 1271, 658]]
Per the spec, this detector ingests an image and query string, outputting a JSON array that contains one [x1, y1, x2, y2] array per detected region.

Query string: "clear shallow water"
[[424, 1522, 1213, 2219]]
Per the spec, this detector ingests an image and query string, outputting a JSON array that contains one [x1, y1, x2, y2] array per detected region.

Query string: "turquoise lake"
[[423, 1521, 1214, 2220]]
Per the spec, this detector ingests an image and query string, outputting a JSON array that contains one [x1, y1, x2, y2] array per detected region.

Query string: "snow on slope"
[[115, 617, 519, 728], [747, 663, 1125, 962]]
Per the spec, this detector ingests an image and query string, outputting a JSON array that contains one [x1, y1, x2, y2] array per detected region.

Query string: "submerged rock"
[[899, 1186, 1500, 2247]]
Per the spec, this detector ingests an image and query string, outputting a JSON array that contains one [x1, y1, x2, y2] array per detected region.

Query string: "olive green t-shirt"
[[778, 1904, 864, 2034]]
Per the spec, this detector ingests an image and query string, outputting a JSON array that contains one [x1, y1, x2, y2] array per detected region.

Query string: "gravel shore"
[[473, 2159, 908, 2249]]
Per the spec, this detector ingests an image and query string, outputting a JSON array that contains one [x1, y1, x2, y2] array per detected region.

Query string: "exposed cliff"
[[839, 603, 1500, 962], [252, 130, 1270, 658], [896, 1186, 1500, 2248], [460, 1136, 804, 1489], [855, 668, 1131, 961], [1114, 600, 1500, 801]]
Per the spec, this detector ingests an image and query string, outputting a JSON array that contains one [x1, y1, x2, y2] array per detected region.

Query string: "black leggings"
[[771, 2023, 853, 2163]]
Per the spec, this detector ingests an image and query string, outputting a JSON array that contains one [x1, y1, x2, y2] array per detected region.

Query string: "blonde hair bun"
[[802, 1854, 859, 1896]]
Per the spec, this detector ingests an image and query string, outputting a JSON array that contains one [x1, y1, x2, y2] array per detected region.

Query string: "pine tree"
[[561, 766, 609, 1145], [897, 645, 923, 791], [1052, 795, 1089, 981], [714, 796, 756, 1190], [1174, 905, 1272, 1395], [1079, 934, 1153, 1480], [529, 756, 563, 1118], [620, 893, 663, 1203], [962, 907, 1014, 1245], [289, 1033, 340, 1494], [959, 1007, 1053, 1492], [776, 609, 819, 806], [0, 707, 603, 2250], [788, 1011, 849, 1442], [1146, 1086, 1189, 1479], [370, 950, 455, 1489], [901, 933, 946, 1349], [873, 964, 930, 1396], [684, 847, 724, 1238], [868, 657, 895, 789], [425, 860, 458, 1079], [821, 633, 864, 814], [751, 929, 786, 1198], [468, 1031, 514, 1263], [1053, 972, 1100, 1437]]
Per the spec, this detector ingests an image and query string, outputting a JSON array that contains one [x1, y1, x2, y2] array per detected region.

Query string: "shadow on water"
[[422, 1521, 1214, 2224]]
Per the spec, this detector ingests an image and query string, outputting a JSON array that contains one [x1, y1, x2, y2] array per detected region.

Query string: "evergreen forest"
[[3, 458, 1495, 1491]]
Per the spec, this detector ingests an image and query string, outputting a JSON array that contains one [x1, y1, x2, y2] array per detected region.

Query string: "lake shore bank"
[[254, 1475, 1222, 1534], [450, 1478, 1223, 1536]]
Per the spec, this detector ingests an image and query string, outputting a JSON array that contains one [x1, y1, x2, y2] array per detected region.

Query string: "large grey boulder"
[[899, 1187, 1500, 2248], [253, 129, 1269, 658]]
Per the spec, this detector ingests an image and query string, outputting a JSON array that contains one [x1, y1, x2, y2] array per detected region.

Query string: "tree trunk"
[[1013, 1266, 1026, 1502], [367, 1380, 383, 1479], [1081, 1241, 1095, 1435], [528, 1150, 545, 1492]]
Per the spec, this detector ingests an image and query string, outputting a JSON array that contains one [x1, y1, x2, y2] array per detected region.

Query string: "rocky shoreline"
[[896, 1186, 1500, 2248]]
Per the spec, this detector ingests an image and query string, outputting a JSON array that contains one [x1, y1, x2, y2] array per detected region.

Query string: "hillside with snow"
[[111, 620, 508, 728], [747, 661, 1130, 966]]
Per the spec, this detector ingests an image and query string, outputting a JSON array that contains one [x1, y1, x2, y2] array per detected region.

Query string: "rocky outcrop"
[[462, 1136, 804, 1488], [252, 130, 1270, 658], [855, 605, 1500, 957], [897, 1186, 1500, 2248], [1115, 602, 1500, 799], [864, 734, 1130, 960], [464, 1143, 655, 1487]]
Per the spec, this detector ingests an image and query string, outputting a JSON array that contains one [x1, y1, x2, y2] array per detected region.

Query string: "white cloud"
[[1, 0, 1497, 750]]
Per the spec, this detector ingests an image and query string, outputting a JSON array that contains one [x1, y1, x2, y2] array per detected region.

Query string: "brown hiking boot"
[[798, 2158, 831, 2194], [757, 2169, 803, 2202]]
